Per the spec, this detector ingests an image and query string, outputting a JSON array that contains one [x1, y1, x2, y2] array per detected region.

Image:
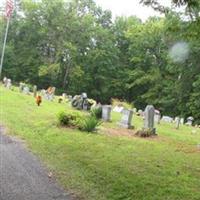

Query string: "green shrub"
[[90, 107, 102, 119], [57, 111, 101, 132], [78, 116, 102, 132], [57, 111, 81, 127]]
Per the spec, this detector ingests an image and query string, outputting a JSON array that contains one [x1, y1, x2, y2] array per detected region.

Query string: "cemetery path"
[[0, 126, 74, 200]]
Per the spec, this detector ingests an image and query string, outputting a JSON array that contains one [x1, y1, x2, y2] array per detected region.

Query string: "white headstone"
[[102, 105, 112, 121], [180, 118, 184, 124], [154, 110, 161, 124], [161, 116, 173, 123], [6, 79, 12, 89], [3, 77, 7, 87], [62, 93, 67, 99], [119, 109, 133, 129], [23, 86, 30, 95]]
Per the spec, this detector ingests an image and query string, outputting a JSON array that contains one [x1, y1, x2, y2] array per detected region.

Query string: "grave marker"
[[144, 105, 156, 135], [23, 86, 30, 95], [175, 117, 180, 129], [6, 79, 12, 89], [102, 105, 112, 121], [19, 82, 24, 93], [119, 109, 133, 129], [33, 85, 37, 97]]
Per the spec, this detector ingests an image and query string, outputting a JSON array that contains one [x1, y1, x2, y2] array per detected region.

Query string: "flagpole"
[[0, 16, 10, 78]]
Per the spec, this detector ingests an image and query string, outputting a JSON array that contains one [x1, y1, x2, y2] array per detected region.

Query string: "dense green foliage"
[[1, 0, 200, 121]]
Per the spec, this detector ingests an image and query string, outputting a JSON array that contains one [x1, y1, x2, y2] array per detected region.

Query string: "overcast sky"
[[0, 0, 173, 21], [94, 0, 172, 21]]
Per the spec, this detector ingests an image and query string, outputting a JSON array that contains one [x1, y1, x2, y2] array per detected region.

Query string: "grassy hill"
[[1, 85, 200, 200]]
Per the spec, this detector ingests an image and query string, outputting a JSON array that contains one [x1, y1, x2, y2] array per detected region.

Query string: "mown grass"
[[1, 85, 200, 200]]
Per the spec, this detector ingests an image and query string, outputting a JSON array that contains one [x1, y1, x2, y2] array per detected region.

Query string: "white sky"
[[94, 0, 172, 21], [0, 0, 173, 21]]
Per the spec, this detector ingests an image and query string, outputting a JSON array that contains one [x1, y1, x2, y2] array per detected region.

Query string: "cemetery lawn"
[[1, 86, 200, 200]]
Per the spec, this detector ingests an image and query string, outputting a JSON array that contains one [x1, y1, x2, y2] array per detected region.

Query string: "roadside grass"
[[1, 86, 200, 200]]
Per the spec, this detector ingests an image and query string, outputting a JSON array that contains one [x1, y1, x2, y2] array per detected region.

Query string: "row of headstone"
[[102, 105, 156, 134], [19, 82, 38, 97], [161, 115, 195, 127]]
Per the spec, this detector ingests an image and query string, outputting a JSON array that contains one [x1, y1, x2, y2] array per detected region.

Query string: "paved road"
[[0, 126, 74, 200]]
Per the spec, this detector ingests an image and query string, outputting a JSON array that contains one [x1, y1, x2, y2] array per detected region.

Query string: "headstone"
[[154, 110, 161, 124], [3, 77, 7, 87], [102, 105, 112, 121], [119, 109, 133, 129], [161, 116, 173, 123], [33, 85, 37, 97], [62, 93, 67, 100], [82, 100, 89, 111], [6, 79, 12, 89], [41, 89, 46, 96], [138, 109, 144, 117], [186, 116, 194, 126], [180, 118, 184, 125], [23, 86, 30, 95], [68, 95, 73, 101], [144, 105, 156, 134], [19, 82, 24, 92], [175, 117, 180, 129]]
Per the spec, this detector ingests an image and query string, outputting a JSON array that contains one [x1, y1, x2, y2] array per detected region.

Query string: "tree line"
[[1, 0, 200, 122]]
